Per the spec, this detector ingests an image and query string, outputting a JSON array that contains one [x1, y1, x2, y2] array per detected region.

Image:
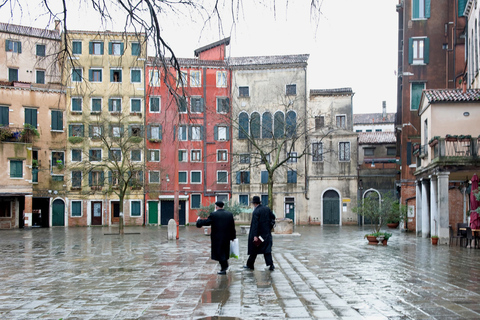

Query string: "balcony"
[[0, 126, 38, 143], [419, 137, 480, 170]]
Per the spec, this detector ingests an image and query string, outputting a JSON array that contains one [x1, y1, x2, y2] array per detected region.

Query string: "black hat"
[[252, 196, 261, 204], [215, 201, 224, 208]]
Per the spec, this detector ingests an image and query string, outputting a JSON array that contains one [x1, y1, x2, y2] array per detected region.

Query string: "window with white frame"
[[217, 171, 228, 184], [191, 97, 203, 113], [71, 149, 82, 162], [191, 126, 201, 140], [339, 142, 351, 161], [216, 126, 227, 141], [191, 194, 201, 209], [110, 68, 122, 83], [240, 154, 250, 164], [148, 150, 160, 162], [411, 38, 426, 64], [190, 70, 201, 87], [131, 149, 141, 162], [130, 98, 141, 113], [191, 150, 201, 162], [130, 200, 141, 217], [36, 70, 45, 84], [179, 171, 187, 183], [312, 142, 323, 162], [150, 96, 160, 112], [179, 150, 187, 162], [130, 68, 141, 83], [71, 200, 82, 216], [71, 97, 82, 112], [286, 84, 296, 95], [72, 68, 82, 82], [149, 69, 160, 86], [109, 149, 122, 161], [191, 171, 202, 184], [217, 150, 227, 162], [216, 194, 228, 203], [149, 171, 160, 183], [178, 70, 187, 87], [217, 97, 229, 113], [216, 71, 227, 87], [178, 125, 187, 141], [412, 0, 429, 19], [336, 115, 346, 129], [89, 68, 102, 82], [239, 86, 249, 97], [90, 41, 104, 55], [51, 151, 64, 168], [71, 171, 82, 188], [89, 124, 102, 138], [111, 125, 122, 138], [287, 152, 298, 163], [239, 195, 249, 206], [148, 125, 162, 141], [91, 98, 102, 113], [5, 39, 21, 53], [10, 160, 23, 178], [89, 149, 102, 161], [109, 98, 122, 112], [110, 42, 123, 55]]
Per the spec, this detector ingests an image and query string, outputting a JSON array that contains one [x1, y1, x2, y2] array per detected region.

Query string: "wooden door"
[[111, 201, 120, 224], [323, 190, 340, 225], [91, 201, 102, 225], [148, 201, 159, 224], [52, 199, 65, 226]]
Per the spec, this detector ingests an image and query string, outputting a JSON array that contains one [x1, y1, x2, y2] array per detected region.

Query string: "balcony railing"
[[428, 137, 479, 161], [0, 126, 37, 143]]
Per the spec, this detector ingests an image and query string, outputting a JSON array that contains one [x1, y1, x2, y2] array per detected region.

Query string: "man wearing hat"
[[196, 201, 236, 275], [244, 196, 276, 271]]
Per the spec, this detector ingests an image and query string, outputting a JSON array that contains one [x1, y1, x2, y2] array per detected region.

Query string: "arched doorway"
[[323, 190, 340, 225], [52, 199, 65, 226], [362, 189, 381, 225]]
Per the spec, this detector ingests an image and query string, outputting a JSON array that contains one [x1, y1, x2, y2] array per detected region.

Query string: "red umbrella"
[[470, 174, 480, 229]]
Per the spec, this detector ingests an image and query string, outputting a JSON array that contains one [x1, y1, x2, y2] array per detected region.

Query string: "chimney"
[[382, 101, 386, 119], [54, 20, 61, 32]]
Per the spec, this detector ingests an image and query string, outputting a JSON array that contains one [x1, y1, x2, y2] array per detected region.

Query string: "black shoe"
[[217, 270, 227, 275], [269, 265, 275, 271], [243, 265, 254, 270]]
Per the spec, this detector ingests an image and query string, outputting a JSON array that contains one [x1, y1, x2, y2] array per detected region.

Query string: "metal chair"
[[466, 227, 474, 248], [458, 223, 468, 246], [449, 225, 463, 246]]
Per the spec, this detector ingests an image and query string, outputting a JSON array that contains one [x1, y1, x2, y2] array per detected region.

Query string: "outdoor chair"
[[449, 225, 463, 246], [465, 227, 477, 248], [458, 223, 468, 246]]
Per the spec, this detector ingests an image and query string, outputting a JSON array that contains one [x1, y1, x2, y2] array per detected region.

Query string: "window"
[[217, 150, 228, 162], [129, 124, 142, 137], [274, 111, 285, 138], [179, 171, 187, 183], [191, 97, 203, 113], [236, 171, 250, 184], [130, 98, 141, 113], [286, 111, 296, 138], [287, 152, 298, 163], [239, 195, 249, 206], [262, 112, 273, 138], [24, 108, 37, 128], [409, 37, 429, 65], [191, 150, 201, 162], [71, 97, 82, 112], [87, 68, 101, 82], [149, 69, 160, 86], [178, 125, 187, 141], [5, 40, 21, 53], [51, 110, 63, 131], [109, 42, 123, 55], [217, 71, 227, 87], [412, 0, 430, 19], [240, 154, 250, 164], [191, 194, 201, 209], [312, 142, 323, 162], [387, 147, 396, 156], [364, 148, 375, 156], [190, 70, 201, 87], [356, 129, 362, 133], [336, 115, 346, 129], [51, 151, 64, 167], [217, 97, 229, 113], [72, 149, 82, 162], [375, 129, 382, 132], [191, 171, 202, 183], [89, 149, 102, 161], [109, 98, 122, 112], [239, 86, 249, 97], [149, 171, 160, 183], [239, 112, 249, 139], [150, 97, 160, 112], [148, 150, 160, 162], [91, 98, 102, 113], [148, 124, 162, 141], [177, 71, 188, 87], [215, 126, 228, 141], [286, 84, 296, 95], [250, 112, 261, 138], [111, 125, 122, 138], [36, 44, 46, 57], [0, 106, 9, 126], [178, 97, 187, 113], [339, 142, 351, 161], [72, 41, 82, 54], [71, 172, 82, 189], [287, 170, 297, 183], [366, 129, 372, 132], [315, 116, 324, 130], [217, 171, 228, 184], [131, 69, 141, 83], [130, 200, 141, 217], [71, 200, 82, 216], [190, 126, 202, 140], [179, 150, 187, 162], [8, 68, 18, 82], [131, 149, 141, 162], [129, 170, 143, 187], [261, 171, 268, 184], [109, 149, 122, 161], [89, 124, 103, 138], [411, 82, 425, 110], [110, 69, 122, 82], [89, 41, 104, 55], [217, 194, 228, 203], [10, 160, 22, 178], [36, 70, 45, 84], [72, 68, 82, 82], [131, 42, 140, 56], [69, 124, 84, 137]]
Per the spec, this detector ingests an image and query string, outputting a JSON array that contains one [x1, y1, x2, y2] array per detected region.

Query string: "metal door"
[[160, 200, 186, 226], [285, 197, 295, 221], [91, 201, 102, 225], [111, 201, 120, 224], [323, 190, 340, 224], [148, 201, 159, 224], [52, 199, 65, 226]]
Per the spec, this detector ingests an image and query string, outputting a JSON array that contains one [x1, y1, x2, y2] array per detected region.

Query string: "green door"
[[323, 190, 340, 225], [285, 197, 295, 221], [52, 199, 65, 226], [148, 201, 159, 224]]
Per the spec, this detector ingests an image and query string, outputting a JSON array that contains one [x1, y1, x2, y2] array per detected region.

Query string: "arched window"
[[274, 111, 285, 138], [285, 110, 296, 138], [262, 112, 272, 138], [250, 112, 260, 139], [238, 112, 249, 139]]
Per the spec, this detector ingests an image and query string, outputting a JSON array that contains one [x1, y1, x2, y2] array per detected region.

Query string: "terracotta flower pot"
[[382, 239, 388, 246], [366, 235, 379, 245], [387, 222, 399, 229], [431, 237, 438, 245]]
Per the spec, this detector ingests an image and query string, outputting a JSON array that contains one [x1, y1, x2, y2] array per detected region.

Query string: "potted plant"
[[431, 235, 439, 245], [197, 200, 248, 235], [382, 232, 392, 245]]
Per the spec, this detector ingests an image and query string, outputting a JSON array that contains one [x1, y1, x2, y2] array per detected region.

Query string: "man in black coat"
[[196, 201, 236, 275], [244, 196, 276, 271]]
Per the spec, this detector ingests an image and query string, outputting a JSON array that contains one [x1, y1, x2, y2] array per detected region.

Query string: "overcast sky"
[[0, 0, 398, 114]]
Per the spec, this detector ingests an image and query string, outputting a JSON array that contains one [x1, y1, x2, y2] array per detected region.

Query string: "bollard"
[[167, 219, 177, 240]]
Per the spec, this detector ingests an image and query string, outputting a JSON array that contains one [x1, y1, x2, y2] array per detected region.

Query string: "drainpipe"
[[304, 65, 309, 201], [203, 67, 207, 199]]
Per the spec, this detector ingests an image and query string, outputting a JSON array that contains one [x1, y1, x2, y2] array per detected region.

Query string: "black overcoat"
[[247, 204, 275, 255], [196, 209, 236, 261]]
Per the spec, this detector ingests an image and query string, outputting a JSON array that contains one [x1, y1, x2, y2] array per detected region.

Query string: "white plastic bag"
[[229, 238, 239, 259]]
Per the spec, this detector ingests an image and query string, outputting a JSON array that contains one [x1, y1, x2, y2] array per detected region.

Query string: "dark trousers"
[[219, 260, 228, 271], [246, 253, 273, 267]]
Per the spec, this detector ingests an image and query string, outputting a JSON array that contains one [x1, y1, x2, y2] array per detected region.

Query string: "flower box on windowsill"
[[91, 186, 103, 191], [130, 112, 142, 117], [148, 138, 161, 143], [71, 112, 82, 116], [70, 187, 81, 191], [110, 112, 122, 116]]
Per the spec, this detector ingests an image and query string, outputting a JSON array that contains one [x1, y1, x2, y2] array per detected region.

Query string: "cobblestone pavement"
[[1, 225, 480, 319]]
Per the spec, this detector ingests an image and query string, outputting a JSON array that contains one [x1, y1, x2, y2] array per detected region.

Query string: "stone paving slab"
[[1, 225, 480, 319]]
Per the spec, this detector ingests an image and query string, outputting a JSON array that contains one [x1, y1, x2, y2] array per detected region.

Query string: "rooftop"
[[358, 132, 396, 144], [354, 113, 396, 125], [310, 88, 353, 96], [228, 54, 309, 67], [0, 22, 60, 40], [423, 89, 480, 103]]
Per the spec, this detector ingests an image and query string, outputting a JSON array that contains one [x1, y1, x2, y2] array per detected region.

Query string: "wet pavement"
[[0, 226, 480, 320]]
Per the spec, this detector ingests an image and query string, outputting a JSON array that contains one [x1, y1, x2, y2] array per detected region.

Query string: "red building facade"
[[145, 38, 231, 225]]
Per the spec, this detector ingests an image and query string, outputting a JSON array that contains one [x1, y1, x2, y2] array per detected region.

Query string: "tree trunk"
[[119, 196, 124, 235], [268, 174, 274, 210]]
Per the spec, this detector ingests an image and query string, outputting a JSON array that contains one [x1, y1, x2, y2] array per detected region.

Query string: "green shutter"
[[408, 38, 414, 64], [89, 69, 93, 82], [425, 0, 430, 18], [459, 0, 467, 16], [100, 42, 104, 55], [120, 42, 124, 55], [89, 41, 93, 54], [52, 111, 57, 130], [108, 42, 112, 55], [159, 125, 162, 140], [0, 106, 9, 126], [412, 0, 419, 19], [5, 39, 10, 51], [17, 41, 21, 53], [424, 37, 430, 64], [214, 126, 218, 140]]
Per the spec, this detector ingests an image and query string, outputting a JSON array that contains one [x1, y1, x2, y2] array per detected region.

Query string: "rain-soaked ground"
[[0, 225, 479, 320]]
